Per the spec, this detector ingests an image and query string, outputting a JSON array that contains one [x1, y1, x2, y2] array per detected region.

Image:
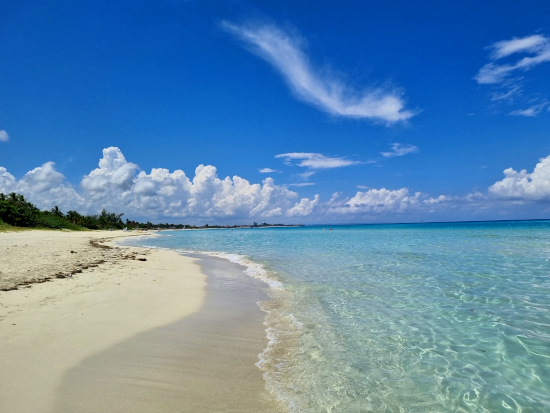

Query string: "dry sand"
[[0, 230, 281, 413], [0, 230, 155, 291]]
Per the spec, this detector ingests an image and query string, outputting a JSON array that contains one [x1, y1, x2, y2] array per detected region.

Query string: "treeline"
[[0, 192, 125, 230], [0, 192, 297, 232], [125, 220, 192, 230]]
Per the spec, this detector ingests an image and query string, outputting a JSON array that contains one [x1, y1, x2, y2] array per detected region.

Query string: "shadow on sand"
[[51, 255, 282, 413]]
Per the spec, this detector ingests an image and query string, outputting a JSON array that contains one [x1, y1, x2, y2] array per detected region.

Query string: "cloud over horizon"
[[223, 21, 416, 123], [330, 188, 421, 215], [2, 148, 550, 223], [489, 154, 550, 202], [0, 147, 317, 222]]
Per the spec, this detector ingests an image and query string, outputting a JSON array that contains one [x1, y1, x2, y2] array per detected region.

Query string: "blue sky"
[[1, 0, 550, 224]]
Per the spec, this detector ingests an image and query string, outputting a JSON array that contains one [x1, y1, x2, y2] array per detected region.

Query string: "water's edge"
[[117, 237, 295, 410]]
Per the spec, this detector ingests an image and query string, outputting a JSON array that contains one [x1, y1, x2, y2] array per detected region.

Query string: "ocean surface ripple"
[[124, 221, 550, 413]]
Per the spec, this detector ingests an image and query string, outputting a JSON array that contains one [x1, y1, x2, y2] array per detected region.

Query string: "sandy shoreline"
[[0, 230, 157, 291], [0, 230, 280, 412]]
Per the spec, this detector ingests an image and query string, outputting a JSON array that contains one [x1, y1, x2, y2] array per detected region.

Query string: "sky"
[[1, 0, 550, 224]]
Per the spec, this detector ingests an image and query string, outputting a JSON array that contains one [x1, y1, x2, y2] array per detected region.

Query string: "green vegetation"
[[125, 220, 191, 230], [0, 221, 30, 232], [0, 192, 125, 231], [65, 209, 125, 230], [0, 192, 303, 232]]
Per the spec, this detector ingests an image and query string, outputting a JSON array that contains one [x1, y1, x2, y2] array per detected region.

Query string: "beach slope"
[[0, 231, 206, 412], [0, 230, 281, 413]]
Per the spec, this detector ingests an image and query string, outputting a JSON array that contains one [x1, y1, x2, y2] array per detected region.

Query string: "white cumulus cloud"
[[0, 147, 316, 222], [4, 147, 550, 223], [17, 162, 65, 193], [286, 194, 320, 217], [0, 167, 16, 191], [0, 130, 9, 142], [81, 147, 139, 192], [331, 188, 421, 215], [223, 21, 416, 123], [489, 155, 550, 202], [0, 162, 84, 210]]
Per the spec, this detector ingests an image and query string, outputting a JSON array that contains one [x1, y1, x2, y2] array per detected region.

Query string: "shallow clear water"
[[124, 221, 550, 412]]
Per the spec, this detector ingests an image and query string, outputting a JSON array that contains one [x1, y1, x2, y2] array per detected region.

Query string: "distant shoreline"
[[176, 225, 303, 231], [297, 218, 550, 227]]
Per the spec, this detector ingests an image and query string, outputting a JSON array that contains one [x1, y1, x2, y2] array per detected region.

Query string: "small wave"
[[117, 232, 165, 246], [125, 240, 296, 409], [141, 245, 170, 250], [256, 300, 304, 412], [174, 249, 284, 290], [170, 249, 302, 409]]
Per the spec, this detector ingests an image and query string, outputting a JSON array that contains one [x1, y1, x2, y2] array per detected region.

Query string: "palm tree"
[[66, 210, 82, 225], [51, 205, 64, 218]]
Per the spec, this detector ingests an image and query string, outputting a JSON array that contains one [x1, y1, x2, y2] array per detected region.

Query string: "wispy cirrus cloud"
[[259, 168, 280, 173], [489, 35, 548, 59], [380, 143, 418, 158], [222, 21, 416, 123], [0, 130, 9, 142], [275, 152, 361, 180], [475, 35, 550, 84], [509, 102, 548, 117], [490, 79, 523, 102], [298, 171, 316, 180], [286, 182, 315, 187], [475, 34, 550, 115], [276, 152, 360, 169]]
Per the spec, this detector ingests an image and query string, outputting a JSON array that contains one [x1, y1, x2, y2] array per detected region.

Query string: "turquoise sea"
[[126, 221, 550, 413]]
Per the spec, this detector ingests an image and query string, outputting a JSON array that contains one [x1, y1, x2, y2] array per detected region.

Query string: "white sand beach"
[[0, 230, 279, 413]]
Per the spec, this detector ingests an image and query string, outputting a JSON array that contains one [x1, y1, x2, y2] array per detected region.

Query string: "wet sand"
[[51, 254, 282, 413]]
